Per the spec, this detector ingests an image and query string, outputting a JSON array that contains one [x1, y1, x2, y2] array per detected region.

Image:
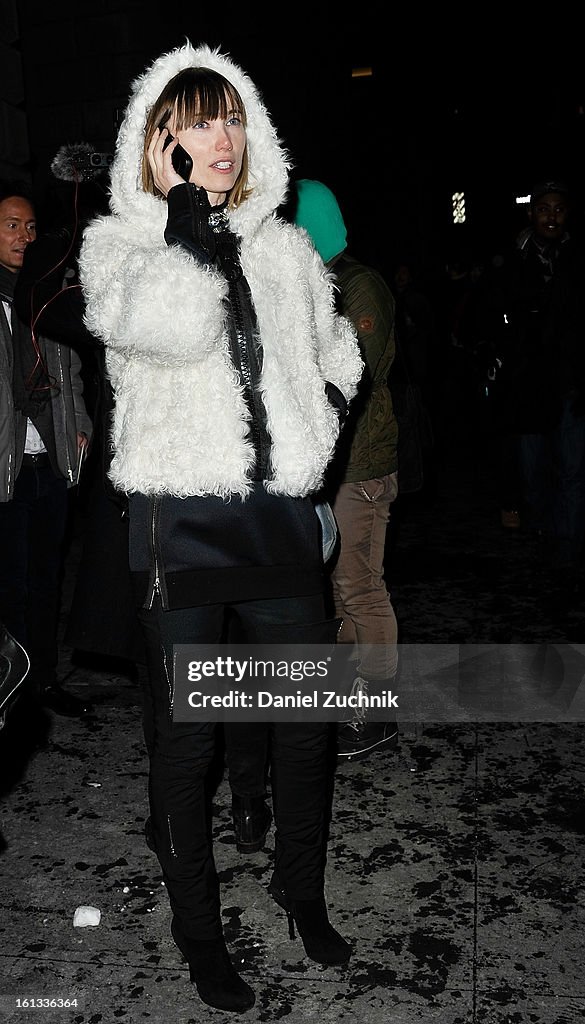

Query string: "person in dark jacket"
[[476, 180, 585, 581], [294, 179, 400, 761], [0, 181, 92, 718]]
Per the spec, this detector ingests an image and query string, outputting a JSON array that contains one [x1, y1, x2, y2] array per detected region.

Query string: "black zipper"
[[228, 278, 268, 477], [146, 496, 168, 610]]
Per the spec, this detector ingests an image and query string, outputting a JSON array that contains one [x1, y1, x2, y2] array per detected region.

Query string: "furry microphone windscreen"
[[51, 143, 104, 182]]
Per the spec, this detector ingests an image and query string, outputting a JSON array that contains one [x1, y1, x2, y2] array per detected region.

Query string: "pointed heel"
[[268, 877, 351, 965], [268, 879, 295, 938]]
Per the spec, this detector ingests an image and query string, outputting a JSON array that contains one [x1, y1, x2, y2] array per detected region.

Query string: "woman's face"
[[173, 101, 246, 200]]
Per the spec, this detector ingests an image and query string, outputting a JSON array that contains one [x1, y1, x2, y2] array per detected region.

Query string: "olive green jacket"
[[329, 253, 398, 484]]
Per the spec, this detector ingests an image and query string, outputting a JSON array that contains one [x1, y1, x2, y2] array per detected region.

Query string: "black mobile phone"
[[161, 128, 192, 182]]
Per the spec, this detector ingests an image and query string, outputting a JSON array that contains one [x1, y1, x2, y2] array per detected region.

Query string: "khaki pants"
[[330, 473, 399, 681]]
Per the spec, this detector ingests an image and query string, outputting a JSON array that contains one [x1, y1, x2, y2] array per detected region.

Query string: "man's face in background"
[[0, 196, 36, 273], [529, 192, 568, 244]]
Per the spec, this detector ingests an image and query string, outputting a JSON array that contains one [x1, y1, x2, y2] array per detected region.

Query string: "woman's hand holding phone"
[[162, 131, 192, 182], [147, 126, 191, 196]]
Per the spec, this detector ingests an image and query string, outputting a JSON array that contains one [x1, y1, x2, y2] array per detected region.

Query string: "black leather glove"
[[164, 183, 216, 264], [325, 381, 348, 421]]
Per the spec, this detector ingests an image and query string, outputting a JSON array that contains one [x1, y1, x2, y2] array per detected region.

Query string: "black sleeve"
[[164, 183, 216, 264]]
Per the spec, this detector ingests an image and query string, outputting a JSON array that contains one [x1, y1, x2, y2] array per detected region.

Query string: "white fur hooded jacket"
[[79, 41, 363, 499]]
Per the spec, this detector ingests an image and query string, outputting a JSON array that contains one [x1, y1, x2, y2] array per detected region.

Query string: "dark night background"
[[2, 1, 585, 283]]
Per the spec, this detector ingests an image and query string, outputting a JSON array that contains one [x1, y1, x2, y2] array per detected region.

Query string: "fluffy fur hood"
[[79, 41, 363, 499], [109, 40, 290, 236]]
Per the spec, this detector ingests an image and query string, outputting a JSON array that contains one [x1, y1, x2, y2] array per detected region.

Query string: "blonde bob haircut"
[[142, 66, 251, 208]]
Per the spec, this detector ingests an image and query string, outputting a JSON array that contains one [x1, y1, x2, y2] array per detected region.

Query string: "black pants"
[[138, 593, 336, 940], [0, 459, 68, 687]]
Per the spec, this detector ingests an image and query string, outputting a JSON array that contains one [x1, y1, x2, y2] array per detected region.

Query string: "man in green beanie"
[[294, 179, 399, 760]]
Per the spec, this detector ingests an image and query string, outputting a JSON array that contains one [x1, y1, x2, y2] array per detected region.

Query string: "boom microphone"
[[51, 142, 113, 182]]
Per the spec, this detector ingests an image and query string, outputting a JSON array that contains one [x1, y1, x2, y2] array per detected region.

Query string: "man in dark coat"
[[0, 181, 93, 716], [476, 180, 585, 582]]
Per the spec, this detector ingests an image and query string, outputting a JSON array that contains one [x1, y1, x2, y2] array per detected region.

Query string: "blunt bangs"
[[165, 68, 246, 131]]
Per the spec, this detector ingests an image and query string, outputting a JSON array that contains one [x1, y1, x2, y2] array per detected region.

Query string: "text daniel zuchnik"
[[186, 689, 399, 710]]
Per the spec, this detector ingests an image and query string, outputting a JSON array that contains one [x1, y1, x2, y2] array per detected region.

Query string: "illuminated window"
[[452, 192, 466, 224]]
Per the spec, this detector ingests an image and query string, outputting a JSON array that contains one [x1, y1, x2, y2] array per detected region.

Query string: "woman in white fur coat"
[[79, 41, 362, 1013]]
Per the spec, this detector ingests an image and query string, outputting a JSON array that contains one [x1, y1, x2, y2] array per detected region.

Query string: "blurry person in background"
[[293, 178, 400, 762], [475, 180, 585, 587], [0, 181, 92, 718]]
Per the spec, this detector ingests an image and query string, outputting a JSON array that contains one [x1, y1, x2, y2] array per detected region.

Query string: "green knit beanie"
[[293, 179, 347, 263]]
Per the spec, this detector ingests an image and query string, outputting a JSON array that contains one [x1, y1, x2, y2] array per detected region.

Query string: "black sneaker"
[[337, 720, 398, 762]]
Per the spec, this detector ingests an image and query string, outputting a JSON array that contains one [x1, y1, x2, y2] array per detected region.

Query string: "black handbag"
[[0, 624, 30, 731]]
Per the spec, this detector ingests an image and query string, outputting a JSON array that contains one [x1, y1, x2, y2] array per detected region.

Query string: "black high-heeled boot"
[[268, 877, 351, 965], [171, 918, 255, 1013]]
